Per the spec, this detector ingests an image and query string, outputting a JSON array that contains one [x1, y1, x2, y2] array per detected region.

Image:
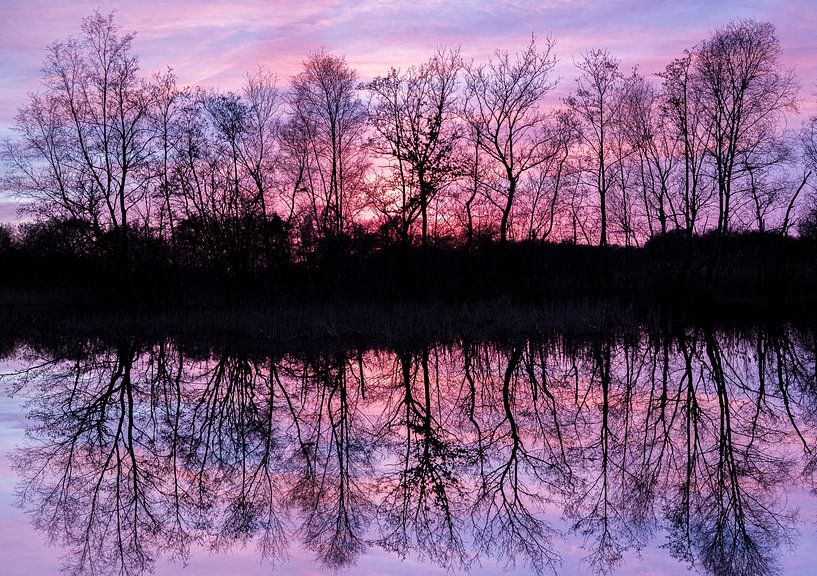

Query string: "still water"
[[2, 327, 817, 575]]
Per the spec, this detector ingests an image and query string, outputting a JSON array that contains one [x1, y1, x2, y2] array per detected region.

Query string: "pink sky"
[[1, 0, 817, 137], [1, 0, 817, 222]]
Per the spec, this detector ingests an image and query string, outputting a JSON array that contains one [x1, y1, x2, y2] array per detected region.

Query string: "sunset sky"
[[2, 1, 817, 123], [1, 0, 817, 222]]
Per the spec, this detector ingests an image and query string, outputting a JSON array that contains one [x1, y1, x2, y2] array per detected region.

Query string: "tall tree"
[[694, 20, 797, 234], [621, 73, 677, 239], [516, 111, 575, 242], [148, 68, 186, 252], [286, 51, 368, 246], [659, 51, 712, 240], [367, 48, 463, 247], [237, 68, 283, 230], [464, 36, 558, 243], [566, 49, 629, 247], [3, 11, 154, 270]]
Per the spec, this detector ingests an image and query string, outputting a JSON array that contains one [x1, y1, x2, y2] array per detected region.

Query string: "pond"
[[1, 327, 816, 575]]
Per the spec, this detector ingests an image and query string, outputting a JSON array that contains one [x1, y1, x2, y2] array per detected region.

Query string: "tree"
[[516, 111, 575, 242], [148, 68, 187, 252], [237, 68, 283, 233], [456, 124, 496, 246], [797, 115, 817, 238], [286, 51, 368, 247], [167, 88, 275, 276], [566, 49, 630, 247], [2, 11, 154, 272], [621, 73, 677, 239], [694, 20, 797, 234], [367, 48, 463, 248], [464, 36, 558, 243], [659, 51, 712, 240], [736, 136, 809, 233]]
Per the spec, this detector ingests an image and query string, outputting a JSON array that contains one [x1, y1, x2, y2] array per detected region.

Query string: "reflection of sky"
[[0, 364, 61, 575], [3, 355, 817, 575], [0, 388, 705, 576]]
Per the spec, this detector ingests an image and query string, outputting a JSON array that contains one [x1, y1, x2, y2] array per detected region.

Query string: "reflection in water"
[[4, 328, 817, 575]]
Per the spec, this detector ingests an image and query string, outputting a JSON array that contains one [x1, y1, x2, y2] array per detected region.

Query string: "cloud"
[[1, 1, 816, 141]]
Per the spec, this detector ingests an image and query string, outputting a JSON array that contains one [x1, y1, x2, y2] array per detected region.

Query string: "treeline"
[[2, 12, 817, 307], [2, 221, 816, 315]]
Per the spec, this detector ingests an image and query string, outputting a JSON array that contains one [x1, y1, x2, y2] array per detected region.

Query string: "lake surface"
[[2, 327, 817, 575]]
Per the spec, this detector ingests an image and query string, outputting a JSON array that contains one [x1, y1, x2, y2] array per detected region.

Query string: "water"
[[2, 327, 817, 575]]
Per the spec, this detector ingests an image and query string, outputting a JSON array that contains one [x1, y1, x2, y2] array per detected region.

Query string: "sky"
[[1, 0, 817, 219], [2, 0, 817, 127]]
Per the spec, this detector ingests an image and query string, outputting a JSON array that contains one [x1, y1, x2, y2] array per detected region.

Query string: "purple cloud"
[[1, 0, 816, 128]]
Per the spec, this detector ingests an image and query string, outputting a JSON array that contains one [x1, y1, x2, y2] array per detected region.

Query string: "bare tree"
[[566, 50, 630, 247], [464, 36, 558, 243], [148, 68, 187, 252], [736, 136, 809, 233], [621, 73, 677, 238], [516, 111, 576, 242], [2, 11, 154, 270], [797, 115, 817, 237], [455, 124, 497, 246], [659, 51, 713, 240], [694, 20, 798, 234], [237, 68, 283, 232], [367, 48, 463, 247], [286, 51, 368, 246], [171, 90, 253, 272]]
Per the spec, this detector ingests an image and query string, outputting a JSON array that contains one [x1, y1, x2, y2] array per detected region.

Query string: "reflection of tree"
[[7, 329, 817, 576], [663, 332, 703, 564], [469, 343, 565, 575], [14, 344, 180, 575], [375, 347, 469, 569], [689, 331, 795, 576], [284, 352, 371, 569], [564, 330, 809, 576], [662, 330, 802, 576], [183, 352, 288, 562], [568, 339, 649, 574]]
